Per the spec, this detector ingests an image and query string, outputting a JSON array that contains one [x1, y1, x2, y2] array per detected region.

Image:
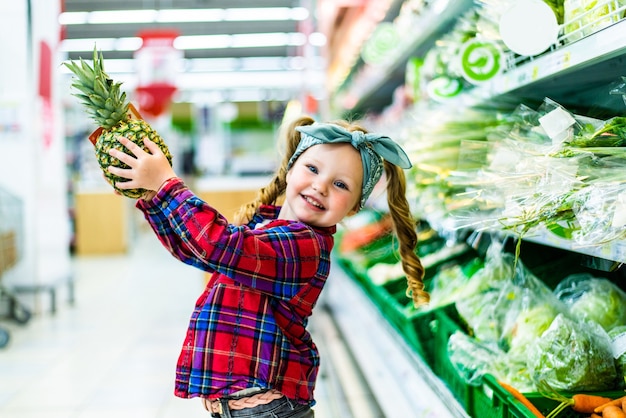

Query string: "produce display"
[[334, 0, 626, 416], [64, 47, 173, 198], [563, 0, 625, 42], [336, 218, 626, 417]]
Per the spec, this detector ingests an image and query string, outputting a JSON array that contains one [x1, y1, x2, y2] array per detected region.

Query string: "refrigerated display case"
[[323, 1, 626, 416]]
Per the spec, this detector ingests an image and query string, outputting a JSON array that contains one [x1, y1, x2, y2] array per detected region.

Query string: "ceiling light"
[[58, 11, 88, 25], [88, 10, 157, 24], [60, 38, 117, 52], [223, 7, 308, 21], [59, 37, 142, 52], [308, 32, 327, 47], [156, 9, 225, 23], [174, 35, 231, 50], [230, 33, 305, 48], [61, 31, 307, 54], [59, 7, 309, 26]]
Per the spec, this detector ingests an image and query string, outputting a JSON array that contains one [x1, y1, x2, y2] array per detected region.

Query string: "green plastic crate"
[[430, 304, 474, 411], [334, 254, 439, 360], [471, 376, 514, 418], [367, 275, 439, 360], [475, 375, 626, 418], [431, 305, 626, 418], [359, 246, 478, 362]]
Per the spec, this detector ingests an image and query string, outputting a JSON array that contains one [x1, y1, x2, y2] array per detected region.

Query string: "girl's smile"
[[280, 143, 363, 227]]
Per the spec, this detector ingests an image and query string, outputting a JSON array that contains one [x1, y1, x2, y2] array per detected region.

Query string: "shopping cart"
[[0, 186, 31, 348]]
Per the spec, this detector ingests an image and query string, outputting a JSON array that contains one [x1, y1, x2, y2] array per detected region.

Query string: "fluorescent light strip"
[[60, 32, 307, 53], [60, 37, 143, 52], [88, 10, 157, 24], [156, 9, 225, 23], [59, 7, 309, 25], [59, 56, 326, 75]]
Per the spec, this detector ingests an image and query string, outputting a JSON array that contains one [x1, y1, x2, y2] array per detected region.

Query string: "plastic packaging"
[[554, 273, 626, 331], [528, 313, 617, 391]]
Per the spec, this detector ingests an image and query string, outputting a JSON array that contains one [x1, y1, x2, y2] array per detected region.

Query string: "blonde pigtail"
[[384, 161, 429, 307]]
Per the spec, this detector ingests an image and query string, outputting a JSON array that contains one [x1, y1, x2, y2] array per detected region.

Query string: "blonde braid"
[[318, 119, 429, 306], [384, 161, 429, 307], [233, 116, 315, 225]]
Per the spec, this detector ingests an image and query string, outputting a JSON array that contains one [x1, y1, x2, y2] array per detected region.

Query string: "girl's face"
[[281, 143, 363, 228]]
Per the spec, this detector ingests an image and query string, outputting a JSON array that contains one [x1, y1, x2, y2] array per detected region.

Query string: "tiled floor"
[[0, 229, 356, 418]]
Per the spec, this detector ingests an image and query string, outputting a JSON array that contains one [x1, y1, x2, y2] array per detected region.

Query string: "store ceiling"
[[60, 0, 326, 103]]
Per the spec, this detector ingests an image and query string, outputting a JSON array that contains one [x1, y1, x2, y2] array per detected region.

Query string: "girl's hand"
[[107, 136, 177, 193]]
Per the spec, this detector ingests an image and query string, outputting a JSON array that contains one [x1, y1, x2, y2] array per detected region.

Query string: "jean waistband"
[[204, 389, 284, 415]]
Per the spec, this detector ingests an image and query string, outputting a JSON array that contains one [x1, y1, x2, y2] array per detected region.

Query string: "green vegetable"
[[569, 116, 626, 148], [554, 274, 626, 332], [506, 304, 559, 357], [528, 313, 617, 391]]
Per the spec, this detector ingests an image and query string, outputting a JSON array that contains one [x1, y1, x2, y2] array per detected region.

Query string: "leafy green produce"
[[506, 304, 560, 358], [447, 330, 505, 386], [554, 274, 626, 332], [528, 313, 617, 391], [427, 258, 484, 308], [568, 116, 626, 148], [457, 288, 506, 343], [447, 328, 536, 392]]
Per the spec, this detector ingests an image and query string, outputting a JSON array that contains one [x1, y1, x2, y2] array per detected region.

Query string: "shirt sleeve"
[[136, 178, 328, 300]]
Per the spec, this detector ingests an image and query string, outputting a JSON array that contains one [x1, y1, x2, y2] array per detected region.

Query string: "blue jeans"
[[211, 396, 314, 418]]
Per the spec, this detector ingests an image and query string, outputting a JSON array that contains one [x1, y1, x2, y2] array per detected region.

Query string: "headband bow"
[[288, 123, 412, 209]]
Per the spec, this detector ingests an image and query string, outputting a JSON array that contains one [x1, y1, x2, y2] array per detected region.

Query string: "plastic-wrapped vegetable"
[[500, 260, 568, 357], [427, 257, 483, 309], [554, 273, 626, 331], [528, 313, 617, 391], [457, 288, 508, 343], [447, 330, 535, 392], [447, 330, 503, 385], [437, 240, 512, 307], [456, 244, 566, 352], [504, 303, 561, 359]]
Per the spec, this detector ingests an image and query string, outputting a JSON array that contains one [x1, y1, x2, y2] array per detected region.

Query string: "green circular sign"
[[427, 76, 463, 101], [459, 39, 503, 84]]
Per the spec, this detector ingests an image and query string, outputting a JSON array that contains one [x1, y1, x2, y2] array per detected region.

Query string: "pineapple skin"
[[96, 119, 173, 199]]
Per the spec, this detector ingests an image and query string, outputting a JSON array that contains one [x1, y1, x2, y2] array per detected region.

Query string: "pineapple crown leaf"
[[65, 45, 130, 129], [93, 76, 109, 97], [69, 82, 94, 97], [80, 58, 95, 79]]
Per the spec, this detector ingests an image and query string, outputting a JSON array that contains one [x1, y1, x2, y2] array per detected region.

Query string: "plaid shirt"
[[136, 178, 335, 405]]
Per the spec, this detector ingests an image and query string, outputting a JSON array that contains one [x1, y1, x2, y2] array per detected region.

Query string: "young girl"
[[107, 115, 428, 417]]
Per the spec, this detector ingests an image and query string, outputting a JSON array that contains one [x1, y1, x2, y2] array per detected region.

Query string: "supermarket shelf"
[[323, 260, 470, 418], [520, 227, 626, 266], [467, 19, 626, 112], [333, 0, 474, 115], [332, 0, 405, 91]]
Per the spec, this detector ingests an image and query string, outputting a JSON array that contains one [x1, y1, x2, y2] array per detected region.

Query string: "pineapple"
[[64, 47, 173, 198]]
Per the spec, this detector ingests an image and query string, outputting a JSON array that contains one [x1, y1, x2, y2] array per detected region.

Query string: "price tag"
[[544, 51, 572, 73], [611, 331, 626, 359], [612, 194, 626, 228], [532, 66, 539, 80], [612, 241, 626, 262], [538, 106, 575, 145]]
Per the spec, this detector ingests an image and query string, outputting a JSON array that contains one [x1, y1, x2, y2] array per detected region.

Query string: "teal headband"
[[288, 123, 412, 209]]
